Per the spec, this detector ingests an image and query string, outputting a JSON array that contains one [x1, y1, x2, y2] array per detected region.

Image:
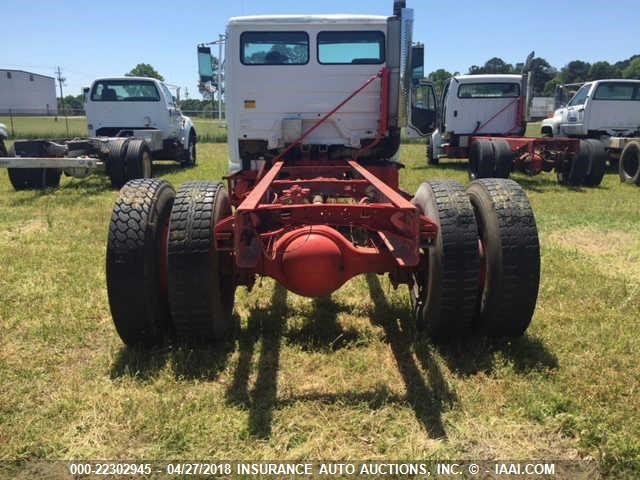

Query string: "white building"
[[0, 69, 58, 115]]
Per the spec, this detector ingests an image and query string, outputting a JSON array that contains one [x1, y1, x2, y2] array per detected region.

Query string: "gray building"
[[0, 69, 58, 115]]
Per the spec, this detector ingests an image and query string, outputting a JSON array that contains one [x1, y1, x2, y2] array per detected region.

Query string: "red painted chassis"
[[444, 136, 581, 176], [215, 160, 438, 297]]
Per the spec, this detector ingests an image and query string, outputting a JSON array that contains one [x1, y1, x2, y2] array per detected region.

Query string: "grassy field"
[[0, 116, 227, 142], [0, 143, 639, 477]]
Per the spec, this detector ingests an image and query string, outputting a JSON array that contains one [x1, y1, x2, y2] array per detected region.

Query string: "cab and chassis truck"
[[541, 79, 640, 186], [105, 1, 541, 346], [0, 77, 197, 190], [429, 74, 624, 187]]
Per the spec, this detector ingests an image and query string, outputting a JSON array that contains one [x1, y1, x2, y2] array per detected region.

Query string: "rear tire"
[[619, 141, 640, 185], [168, 181, 237, 341], [106, 179, 175, 346], [557, 145, 588, 186], [411, 181, 480, 341], [583, 139, 607, 187], [427, 141, 439, 165], [468, 139, 495, 180], [107, 139, 128, 189], [181, 131, 197, 167], [466, 179, 540, 337], [7, 146, 61, 190], [125, 139, 153, 181], [492, 139, 514, 179]]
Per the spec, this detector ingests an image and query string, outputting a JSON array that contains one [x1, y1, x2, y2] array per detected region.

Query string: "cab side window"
[[567, 85, 590, 107]]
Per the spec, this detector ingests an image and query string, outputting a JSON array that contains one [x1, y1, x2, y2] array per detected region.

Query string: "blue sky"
[[2, 0, 639, 99]]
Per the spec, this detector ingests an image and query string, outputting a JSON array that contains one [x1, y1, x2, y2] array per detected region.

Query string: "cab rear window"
[[91, 80, 160, 102], [317, 31, 385, 65], [593, 82, 640, 101], [241, 31, 309, 65], [457, 83, 520, 98]]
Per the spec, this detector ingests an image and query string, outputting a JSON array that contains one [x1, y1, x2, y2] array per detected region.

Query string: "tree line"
[[428, 54, 640, 97]]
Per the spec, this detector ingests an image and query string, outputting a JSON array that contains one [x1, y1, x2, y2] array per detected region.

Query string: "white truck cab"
[[541, 79, 640, 138], [84, 77, 197, 165], [430, 74, 525, 162], [221, 13, 436, 173]]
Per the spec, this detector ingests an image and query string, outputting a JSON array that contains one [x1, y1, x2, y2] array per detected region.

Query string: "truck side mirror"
[[82, 87, 90, 103], [408, 80, 438, 136], [198, 46, 214, 83]]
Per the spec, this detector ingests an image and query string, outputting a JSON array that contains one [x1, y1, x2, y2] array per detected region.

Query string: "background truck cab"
[[430, 74, 526, 160], [541, 79, 640, 138], [84, 77, 197, 165]]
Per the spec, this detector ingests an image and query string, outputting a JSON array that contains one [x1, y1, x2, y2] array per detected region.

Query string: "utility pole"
[[56, 66, 70, 137]]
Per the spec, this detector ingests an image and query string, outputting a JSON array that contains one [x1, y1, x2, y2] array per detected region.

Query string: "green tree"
[[469, 57, 514, 75], [526, 57, 557, 95], [125, 63, 164, 81], [427, 68, 453, 97], [589, 61, 621, 80], [614, 54, 640, 72], [58, 94, 84, 113], [559, 60, 591, 84], [622, 58, 640, 79], [543, 76, 563, 96]]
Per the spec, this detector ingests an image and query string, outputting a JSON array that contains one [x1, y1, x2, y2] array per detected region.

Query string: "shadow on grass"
[[153, 162, 187, 176], [411, 160, 468, 172], [436, 335, 558, 377], [226, 283, 288, 438], [110, 329, 236, 382], [285, 296, 364, 352], [365, 273, 452, 439], [7, 177, 113, 206], [510, 174, 593, 193]]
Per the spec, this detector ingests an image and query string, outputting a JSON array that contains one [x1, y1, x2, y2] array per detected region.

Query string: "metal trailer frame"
[[0, 131, 163, 189]]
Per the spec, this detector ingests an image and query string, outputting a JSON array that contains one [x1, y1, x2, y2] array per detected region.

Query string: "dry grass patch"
[[546, 227, 640, 283]]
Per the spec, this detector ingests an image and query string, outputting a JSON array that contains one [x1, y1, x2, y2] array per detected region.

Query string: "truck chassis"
[[0, 133, 159, 190], [441, 134, 606, 187], [105, 69, 541, 347]]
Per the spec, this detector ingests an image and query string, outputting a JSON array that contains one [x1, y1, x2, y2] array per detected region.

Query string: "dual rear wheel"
[[107, 138, 153, 189], [106, 179, 236, 346], [468, 139, 515, 181], [107, 177, 539, 346], [412, 178, 540, 340]]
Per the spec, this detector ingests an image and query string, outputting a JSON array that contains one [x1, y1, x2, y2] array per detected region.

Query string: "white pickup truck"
[[0, 77, 198, 191], [541, 79, 640, 184], [85, 77, 197, 166]]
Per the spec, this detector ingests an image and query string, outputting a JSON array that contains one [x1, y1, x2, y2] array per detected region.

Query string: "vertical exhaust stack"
[[393, 0, 406, 17], [387, 1, 413, 131]]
